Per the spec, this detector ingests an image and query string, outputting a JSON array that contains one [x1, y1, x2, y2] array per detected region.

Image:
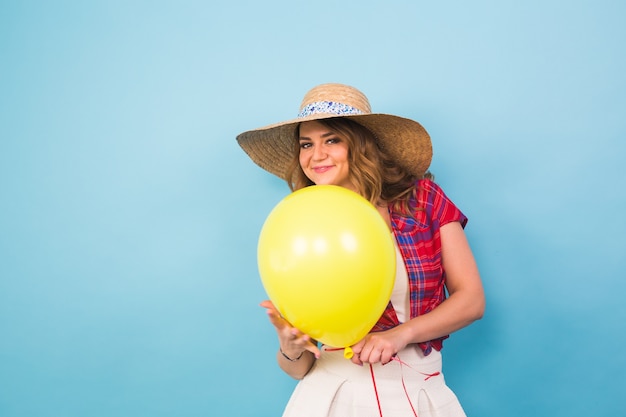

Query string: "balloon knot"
[[343, 346, 354, 359]]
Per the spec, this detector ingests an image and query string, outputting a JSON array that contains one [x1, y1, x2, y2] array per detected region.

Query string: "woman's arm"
[[351, 221, 485, 364], [260, 300, 320, 379]]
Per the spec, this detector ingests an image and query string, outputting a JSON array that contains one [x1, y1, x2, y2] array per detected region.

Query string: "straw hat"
[[236, 83, 432, 181]]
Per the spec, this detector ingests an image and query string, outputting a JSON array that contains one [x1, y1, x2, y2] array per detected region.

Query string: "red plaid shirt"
[[371, 179, 467, 355]]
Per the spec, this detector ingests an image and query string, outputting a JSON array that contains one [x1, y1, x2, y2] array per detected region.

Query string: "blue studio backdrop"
[[1, 1, 624, 416]]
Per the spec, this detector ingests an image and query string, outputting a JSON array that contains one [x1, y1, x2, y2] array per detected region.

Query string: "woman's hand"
[[349, 325, 410, 365], [260, 300, 321, 360]]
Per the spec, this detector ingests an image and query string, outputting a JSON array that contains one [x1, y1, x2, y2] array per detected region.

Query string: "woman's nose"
[[313, 145, 326, 160]]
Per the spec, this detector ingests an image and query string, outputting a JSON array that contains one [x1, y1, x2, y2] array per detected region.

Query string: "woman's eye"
[[299, 142, 312, 149], [327, 138, 340, 144]]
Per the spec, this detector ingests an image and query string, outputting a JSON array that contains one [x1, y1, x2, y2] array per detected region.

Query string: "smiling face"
[[298, 120, 355, 191]]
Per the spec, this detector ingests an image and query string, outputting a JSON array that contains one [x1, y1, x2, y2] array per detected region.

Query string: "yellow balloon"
[[257, 185, 396, 349]]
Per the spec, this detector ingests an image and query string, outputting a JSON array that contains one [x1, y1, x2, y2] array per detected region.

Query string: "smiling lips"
[[313, 165, 333, 174]]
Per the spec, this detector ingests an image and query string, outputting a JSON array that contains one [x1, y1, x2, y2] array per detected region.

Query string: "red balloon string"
[[369, 363, 384, 417], [370, 357, 420, 417], [389, 355, 418, 416], [322, 347, 441, 417], [390, 355, 441, 380]]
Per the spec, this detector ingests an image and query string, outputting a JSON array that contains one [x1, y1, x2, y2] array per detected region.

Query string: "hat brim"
[[236, 113, 432, 181]]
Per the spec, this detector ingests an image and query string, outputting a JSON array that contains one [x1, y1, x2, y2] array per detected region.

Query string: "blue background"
[[1, 1, 624, 416]]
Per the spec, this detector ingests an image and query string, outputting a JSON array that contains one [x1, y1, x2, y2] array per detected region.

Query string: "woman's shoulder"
[[416, 177, 435, 187], [416, 177, 467, 227], [414, 177, 444, 196], [413, 178, 461, 210]]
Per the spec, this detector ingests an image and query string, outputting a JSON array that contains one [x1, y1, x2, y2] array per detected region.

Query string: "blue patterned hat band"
[[297, 101, 365, 118]]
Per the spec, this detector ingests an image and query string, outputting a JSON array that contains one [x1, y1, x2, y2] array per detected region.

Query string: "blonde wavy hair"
[[285, 118, 432, 215]]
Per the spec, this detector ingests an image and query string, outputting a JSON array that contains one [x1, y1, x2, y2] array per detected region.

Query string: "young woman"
[[237, 83, 485, 417]]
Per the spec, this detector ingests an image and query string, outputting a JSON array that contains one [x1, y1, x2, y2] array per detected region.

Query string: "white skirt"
[[282, 345, 466, 417]]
